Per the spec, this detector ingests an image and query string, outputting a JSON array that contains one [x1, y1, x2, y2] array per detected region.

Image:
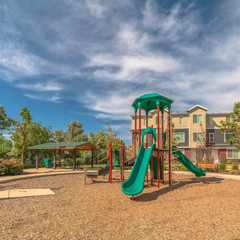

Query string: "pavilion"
[[28, 142, 98, 170]]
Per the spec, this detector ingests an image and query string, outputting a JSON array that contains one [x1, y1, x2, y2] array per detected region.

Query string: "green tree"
[[0, 105, 12, 135], [0, 135, 12, 158], [65, 121, 87, 142], [219, 102, 240, 149], [9, 107, 32, 166], [53, 129, 66, 142]]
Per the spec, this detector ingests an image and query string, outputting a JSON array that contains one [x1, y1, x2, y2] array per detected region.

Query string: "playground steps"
[[125, 157, 135, 166]]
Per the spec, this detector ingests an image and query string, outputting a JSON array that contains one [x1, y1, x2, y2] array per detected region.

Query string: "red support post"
[[161, 112, 164, 184], [122, 142, 125, 181], [134, 111, 137, 160], [145, 114, 148, 183], [109, 142, 112, 183], [157, 104, 160, 188], [120, 140, 123, 180], [139, 107, 141, 150], [151, 125, 153, 186], [168, 109, 172, 186]]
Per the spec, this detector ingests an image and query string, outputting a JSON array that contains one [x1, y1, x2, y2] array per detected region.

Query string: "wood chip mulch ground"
[[0, 173, 240, 240]]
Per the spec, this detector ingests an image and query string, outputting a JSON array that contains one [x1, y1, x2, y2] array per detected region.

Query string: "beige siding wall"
[[172, 115, 189, 128], [189, 108, 207, 148]]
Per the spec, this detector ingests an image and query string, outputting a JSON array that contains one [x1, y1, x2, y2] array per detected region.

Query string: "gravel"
[[0, 173, 240, 240]]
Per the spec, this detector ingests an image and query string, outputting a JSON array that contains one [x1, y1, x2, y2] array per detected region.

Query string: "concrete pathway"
[[1, 168, 240, 184], [0, 189, 55, 199]]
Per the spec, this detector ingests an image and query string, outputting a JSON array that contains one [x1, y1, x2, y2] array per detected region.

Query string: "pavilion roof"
[[28, 142, 97, 151]]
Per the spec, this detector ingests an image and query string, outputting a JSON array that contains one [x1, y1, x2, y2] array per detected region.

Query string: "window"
[[193, 114, 202, 123], [209, 133, 214, 143], [155, 116, 162, 125], [206, 150, 211, 159], [209, 116, 214, 125], [227, 150, 239, 159], [224, 132, 232, 143], [193, 133, 203, 141], [179, 116, 183, 124], [174, 132, 185, 143]]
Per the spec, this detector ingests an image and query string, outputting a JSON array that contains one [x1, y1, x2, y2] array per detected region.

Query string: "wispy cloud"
[[24, 93, 61, 103], [16, 81, 62, 91]]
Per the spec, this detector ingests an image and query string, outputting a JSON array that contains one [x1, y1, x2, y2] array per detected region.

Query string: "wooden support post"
[[162, 112, 164, 184], [36, 149, 39, 170], [168, 108, 172, 186], [73, 149, 76, 171], [151, 125, 153, 186], [157, 104, 160, 188], [83, 166, 87, 185], [91, 149, 94, 169], [53, 149, 56, 170], [58, 150, 61, 167]]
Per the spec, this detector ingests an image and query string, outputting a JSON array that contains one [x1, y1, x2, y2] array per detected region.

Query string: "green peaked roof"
[[28, 142, 97, 150], [132, 93, 173, 113]]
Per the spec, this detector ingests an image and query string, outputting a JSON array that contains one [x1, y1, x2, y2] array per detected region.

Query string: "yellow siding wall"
[[189, 108, 207, 147]]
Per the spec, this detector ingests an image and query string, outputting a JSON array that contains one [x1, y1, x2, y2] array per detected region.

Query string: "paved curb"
[[1, 169, 240, 184]]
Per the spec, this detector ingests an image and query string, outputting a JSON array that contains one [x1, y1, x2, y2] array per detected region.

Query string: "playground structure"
[[121, 93, 206, 197], [84, 140, 134, 183]]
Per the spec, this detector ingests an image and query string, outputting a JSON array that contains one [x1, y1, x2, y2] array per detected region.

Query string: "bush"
[[232, 164, 239, 171], [219, 162, 226, 172], [0, 159, 23, 175], [179, 164, 188, 171]]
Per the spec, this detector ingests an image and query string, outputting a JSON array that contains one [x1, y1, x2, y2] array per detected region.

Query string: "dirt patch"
[[0, 174, 240, 239]]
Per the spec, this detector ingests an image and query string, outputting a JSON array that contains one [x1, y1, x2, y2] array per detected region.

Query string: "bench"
[[197, 163, 218, 172]]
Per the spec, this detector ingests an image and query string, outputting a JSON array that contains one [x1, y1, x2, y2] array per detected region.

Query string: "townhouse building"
[[131, 105, 240, 163]]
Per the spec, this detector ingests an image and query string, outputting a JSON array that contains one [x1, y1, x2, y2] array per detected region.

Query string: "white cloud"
[[16, 81, 63, 91], [85, 0, 107, 18], [24, 93, 61, 103]]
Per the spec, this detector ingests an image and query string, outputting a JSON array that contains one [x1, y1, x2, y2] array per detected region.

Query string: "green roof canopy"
[[28, 142, 97, 151], [132, 93, 173, 114]]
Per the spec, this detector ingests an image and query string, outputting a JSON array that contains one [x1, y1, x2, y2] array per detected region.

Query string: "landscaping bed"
[[0, 174, 240, 239]]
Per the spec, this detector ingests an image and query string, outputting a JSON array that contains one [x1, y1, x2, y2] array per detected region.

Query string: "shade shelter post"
[[53, 149, 56, 170], [91, 149, 94, 169], [36, 149, 39, 169]]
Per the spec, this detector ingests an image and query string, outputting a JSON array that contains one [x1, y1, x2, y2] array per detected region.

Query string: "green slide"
[[121, 143, 156, 196], [172, 146, 206, 177]]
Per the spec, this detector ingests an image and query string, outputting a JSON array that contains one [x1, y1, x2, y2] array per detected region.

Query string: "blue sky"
[[1, 0, 240, 143]]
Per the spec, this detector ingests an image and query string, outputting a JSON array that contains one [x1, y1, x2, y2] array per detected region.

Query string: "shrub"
[[0, 159, 23, 175], [219, 162, 226, 172], [226, 160, 232, 164], [232, 164, 239, 171], [179, 164, 188, 171]]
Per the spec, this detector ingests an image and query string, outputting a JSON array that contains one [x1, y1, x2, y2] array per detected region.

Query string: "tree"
[[9, 107, 32, 166], [65, 121, 86, 142], [53, 129, 66, 143], [0, 105, 12, 135], [0, 135, 12, 158], [195, 123, 208, 162], [219, 102, 240, 149]]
